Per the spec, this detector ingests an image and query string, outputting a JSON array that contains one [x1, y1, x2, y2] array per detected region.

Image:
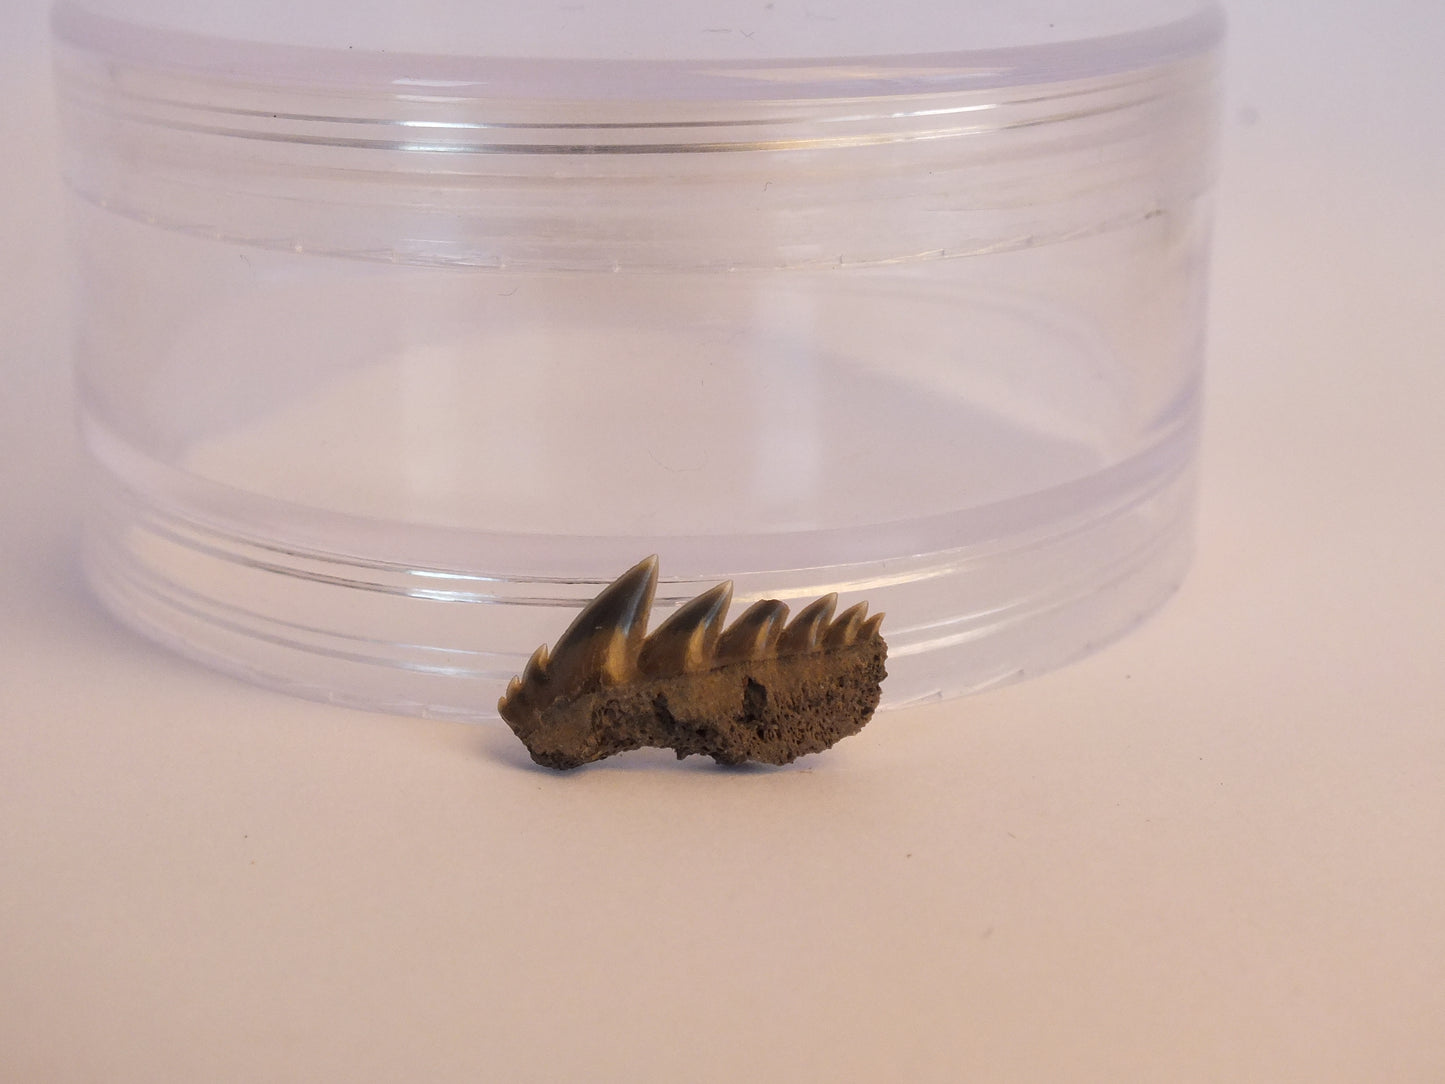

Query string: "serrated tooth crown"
[[542, 555, 658, 701], [500, 559, 887, 728], [714, 598, 789, 664], [823, 602, 869, 647], [778, 593, 837, 654], [638, 581, 733, 676]]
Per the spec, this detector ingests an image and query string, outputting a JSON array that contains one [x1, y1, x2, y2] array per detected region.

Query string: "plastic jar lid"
[[56, 0, 1219, 73], [55, 1, 1221, 268], [55, 0, 1224, 719]]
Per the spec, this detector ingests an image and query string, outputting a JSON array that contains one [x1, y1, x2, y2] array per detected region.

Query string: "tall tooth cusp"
[[638, 581, 733, 676], [541, 554, 659, 701], [497, 562, 887, 770]]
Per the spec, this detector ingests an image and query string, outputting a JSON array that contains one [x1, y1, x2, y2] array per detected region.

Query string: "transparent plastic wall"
[[54, 0, 1223, 717]]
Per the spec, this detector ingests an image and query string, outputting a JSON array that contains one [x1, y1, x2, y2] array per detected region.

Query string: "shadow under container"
[[53, 1, 1224, 718]]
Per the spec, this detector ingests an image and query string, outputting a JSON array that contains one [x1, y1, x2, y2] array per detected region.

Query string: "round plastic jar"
[[53, 0, 1224, 718]]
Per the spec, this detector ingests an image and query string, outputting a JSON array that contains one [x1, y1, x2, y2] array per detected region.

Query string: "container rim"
[[52, 2, 1224, 103]]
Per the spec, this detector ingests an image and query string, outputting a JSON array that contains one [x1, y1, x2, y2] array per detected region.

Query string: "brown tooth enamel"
[[859, 613, 885, 642], [714, 599, 789, 664], [637, 581, 733, 676], [778, 593, 837, 654], [823, 602, 869, 648], [543, 555, 658, 699]]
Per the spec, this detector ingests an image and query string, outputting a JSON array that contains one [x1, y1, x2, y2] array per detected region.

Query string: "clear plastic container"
[[53, 0, 1224, 718]]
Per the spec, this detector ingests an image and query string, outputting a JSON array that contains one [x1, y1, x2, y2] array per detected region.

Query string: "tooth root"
[[778, 593, 837, 655], [638, 581, 734, 676], [859, 613, 886, 642], [715, 599, 789, 664], [544, 555, 659, 698], [823, 602, 869, 648]]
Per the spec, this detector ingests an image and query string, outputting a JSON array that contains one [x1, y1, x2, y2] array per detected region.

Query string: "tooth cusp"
[[778, 593, 837, 654], [497, 675, 523, 718], [714, 599, 789, 664], [823, 602, 869, 647], [543, 554, 658, 699], [638, 581, 734, 676]]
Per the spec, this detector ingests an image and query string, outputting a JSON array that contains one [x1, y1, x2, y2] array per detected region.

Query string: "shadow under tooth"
[[823, 602, 869, 648], [859, 613, 886, 642], [544, 555, 659, 699], [778, 593, 837, 654], [638, 581, 733, 676], [714, 599, 789, 664]]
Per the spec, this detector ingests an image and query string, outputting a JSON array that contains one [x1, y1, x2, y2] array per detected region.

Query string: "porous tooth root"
[[637, 581, 733, 676], [859, 613, 886, 642], [777, 593, 837, 654], [823, 602, 869, 647], [544, 555, 659, 699], [714, 599, 789, 664]]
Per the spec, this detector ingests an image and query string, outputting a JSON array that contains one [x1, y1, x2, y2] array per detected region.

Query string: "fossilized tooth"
[[497, 561, 887, 770], [637, 581, 733, 677], [776, 593, 837, 655], [823, 601, 869, 648], [713, 598, 789, 664], [541, 554, 658, 701]]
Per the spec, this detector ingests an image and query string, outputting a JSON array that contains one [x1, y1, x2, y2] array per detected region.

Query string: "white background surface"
[[3, 3, 1444, 1080]]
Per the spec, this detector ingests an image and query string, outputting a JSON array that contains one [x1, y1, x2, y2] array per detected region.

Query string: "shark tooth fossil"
[[497, 557, 887, 770]]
